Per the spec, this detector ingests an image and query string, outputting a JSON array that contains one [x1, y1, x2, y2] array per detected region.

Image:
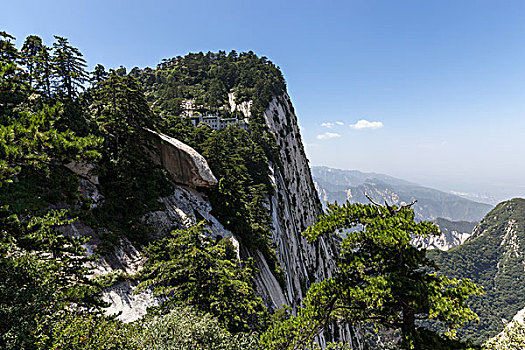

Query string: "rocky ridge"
[[430, 198, 525, 342], [412, 217, 476, 251], [65, 92, 363, 348]]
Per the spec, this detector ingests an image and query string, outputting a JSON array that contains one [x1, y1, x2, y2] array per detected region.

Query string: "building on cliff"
[[189, 114, 247, 130]]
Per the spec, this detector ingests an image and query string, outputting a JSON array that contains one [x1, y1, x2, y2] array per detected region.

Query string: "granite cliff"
[[64, 91, 363, 347]]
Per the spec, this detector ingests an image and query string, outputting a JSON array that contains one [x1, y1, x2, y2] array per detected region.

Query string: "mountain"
[[312, 166, 492, 222], [412, 217, 476, 251], [429, 198, 525, 343], [1, 38, 365, 349]]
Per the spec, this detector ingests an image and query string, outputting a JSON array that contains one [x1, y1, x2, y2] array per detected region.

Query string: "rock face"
[[260, 94, 336, 306], [144, 128, 218, 188], [64, 160, 99, 184], [412, 217, 476, 251], [80, 94, 363, 347], [258, 94, 363, 347]]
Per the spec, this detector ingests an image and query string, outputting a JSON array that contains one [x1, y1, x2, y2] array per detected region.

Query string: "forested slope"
[[430, 198, 525, 343]]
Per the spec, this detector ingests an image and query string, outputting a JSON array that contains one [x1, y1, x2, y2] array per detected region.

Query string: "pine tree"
[[91, 63, 109, 84], [52, 36, 88, 99], [35, 44, 53, 97], [0, 31, 19, 63], [0, 32, 26, 117], [262, 201, 483, 350], [21, 35, 44, 89]]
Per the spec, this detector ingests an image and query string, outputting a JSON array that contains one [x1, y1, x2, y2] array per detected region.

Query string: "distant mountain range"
[[312, 166, 493, 222]]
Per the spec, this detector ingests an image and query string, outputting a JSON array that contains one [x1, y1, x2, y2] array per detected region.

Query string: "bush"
[[46, 312, 131, 350], [130, 307, 261, 350]]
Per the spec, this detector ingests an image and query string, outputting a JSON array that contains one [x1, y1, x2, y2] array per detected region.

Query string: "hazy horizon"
[[310, 164, 524, 205], [3, 0, 524, 202]]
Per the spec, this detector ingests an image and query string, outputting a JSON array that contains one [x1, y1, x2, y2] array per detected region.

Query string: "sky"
[[3, 0, 525, 201]]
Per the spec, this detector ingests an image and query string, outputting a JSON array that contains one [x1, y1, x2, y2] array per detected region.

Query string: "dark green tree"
[[262, 200, 483, 350], [138, 222, 268, 333], [0, 31, 19, 63], [0, 207, 103, 350], [34, 44, 53, 97], [87, 72, 154, 157], [52, 36, 88, 99], [91, 64, 109, 84], [20, 35, 53, 97], [21, 35, 44, 89], [0, 37, 103, 346], [0, 32, 26, 116]]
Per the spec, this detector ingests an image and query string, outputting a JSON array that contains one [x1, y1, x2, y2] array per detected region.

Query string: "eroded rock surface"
[[144, 128, 217, 188]]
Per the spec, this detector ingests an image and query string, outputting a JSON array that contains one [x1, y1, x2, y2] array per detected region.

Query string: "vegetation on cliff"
[[430, 198, 525, 343], [0, 31, 283, 348], [0, 30, 503, 350], [262, 201, 482, 350]]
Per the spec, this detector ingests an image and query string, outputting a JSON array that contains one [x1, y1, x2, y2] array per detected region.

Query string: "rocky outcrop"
[[84, 94, 362, 346], [144, 128, 218, 188], [143, 185, 234, 239], [64, 161, 99, 184], [412, 218, 476, 251], [78, 183, 239, 322], [228, 92, 252, 118]]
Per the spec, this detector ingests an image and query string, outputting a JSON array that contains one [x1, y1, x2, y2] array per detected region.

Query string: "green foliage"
[[79, 71, 173, 247], [52, 36, 88, 100], [46, 307, 262, 350], [262, 201, 482, 350], [0, 32, 27, 116], [138, 222, 268, 333], [87, 72, 155, 148], [0, 166, 79, 215], [0, 32, 104, 349], [430, 198, 525, 342], [135, 50, 285, 116], [89, 148, 172, 249], [0, 208, 101, 349], [20, 35, 45, 90], [0, 102, 101, 183], [130, 307, 261, 350], [45, 312, 131, 350]]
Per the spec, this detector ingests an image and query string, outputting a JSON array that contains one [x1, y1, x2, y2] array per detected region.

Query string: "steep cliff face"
[[260, 94, 337, 307], [66, 84, 362, 345], [258, 93, 362, 347]]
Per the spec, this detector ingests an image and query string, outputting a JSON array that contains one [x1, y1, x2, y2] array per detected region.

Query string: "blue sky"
[[3, 0, 525, 200]]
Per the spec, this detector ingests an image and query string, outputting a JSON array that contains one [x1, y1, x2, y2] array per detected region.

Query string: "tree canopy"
[[262, 201, 482, 350]]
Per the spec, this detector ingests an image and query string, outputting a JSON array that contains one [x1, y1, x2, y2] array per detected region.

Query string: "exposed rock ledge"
[[143, 128, 218, 188]]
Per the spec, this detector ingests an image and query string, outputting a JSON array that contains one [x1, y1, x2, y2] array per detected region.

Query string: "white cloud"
[[322, 121, 345, 128], [349, 119, 384, 130], [321, 122, 335, 128], [317, 132, 341, 140]]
